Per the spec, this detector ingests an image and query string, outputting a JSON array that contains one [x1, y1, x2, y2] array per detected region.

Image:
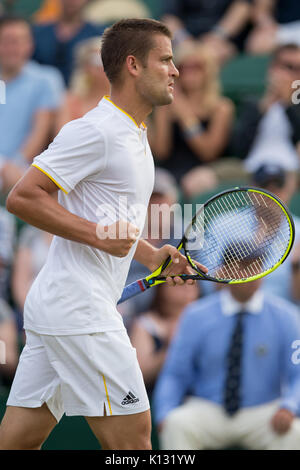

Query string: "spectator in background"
[[161, 0, 253, 65], [154, 260, 300, 450], [0, 206, 16, 302], [247, 0, 300, 54], [0, 298, 18, 388], [232, 43, 300, 173], [149, 42, 234, 199], [32, 0, 105, 85], [12, 226, 52, 314], [84, 0, 151, 25], [0, 15, 59, 193], [130, 282, 200, 400], [0, 205, 18, 386], [251, 164, 300, 304], [55, 36, 109, 134]]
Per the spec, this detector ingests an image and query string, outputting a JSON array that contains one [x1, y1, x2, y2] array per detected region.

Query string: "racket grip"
[[118, 279, 148, 304]]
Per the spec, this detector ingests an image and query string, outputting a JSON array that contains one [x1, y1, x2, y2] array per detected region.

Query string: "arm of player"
[[6, 166, 138, 258], [134, 238, 207, 286]]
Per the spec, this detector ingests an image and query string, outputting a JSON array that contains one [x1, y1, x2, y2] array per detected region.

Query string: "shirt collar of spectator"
[[220, 288, 264, 316]]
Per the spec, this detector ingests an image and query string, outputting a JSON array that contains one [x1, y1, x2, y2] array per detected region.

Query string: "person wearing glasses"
[[232, 43, 300, 173]]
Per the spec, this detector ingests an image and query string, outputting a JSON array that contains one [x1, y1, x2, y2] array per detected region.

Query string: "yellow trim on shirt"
[[101, 373, 113, 416], [32, 164, 69, 194], [104, 95, 147, 129]]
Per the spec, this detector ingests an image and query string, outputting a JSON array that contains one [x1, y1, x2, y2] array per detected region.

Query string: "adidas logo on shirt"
[[121, 391, 140, 405]]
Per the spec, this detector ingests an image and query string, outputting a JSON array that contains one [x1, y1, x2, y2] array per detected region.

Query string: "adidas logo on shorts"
[[121, 391, 140, 405]]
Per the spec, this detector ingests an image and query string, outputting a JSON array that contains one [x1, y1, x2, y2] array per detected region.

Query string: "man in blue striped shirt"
[[153, 277, 300, 449]]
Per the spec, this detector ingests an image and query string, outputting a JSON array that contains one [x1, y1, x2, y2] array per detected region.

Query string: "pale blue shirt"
[[153, 289, 300, 424], [0, 63, 57, 161]]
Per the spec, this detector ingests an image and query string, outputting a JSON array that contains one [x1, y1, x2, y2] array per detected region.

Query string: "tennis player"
[[0, 18, 205, 450]]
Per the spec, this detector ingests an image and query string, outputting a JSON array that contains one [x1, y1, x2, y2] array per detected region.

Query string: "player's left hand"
[[150, 244, 208, 286], [271, 408, 295, 435]]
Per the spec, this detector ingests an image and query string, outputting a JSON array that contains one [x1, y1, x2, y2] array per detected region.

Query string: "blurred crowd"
[[1, 0, 300, 450]]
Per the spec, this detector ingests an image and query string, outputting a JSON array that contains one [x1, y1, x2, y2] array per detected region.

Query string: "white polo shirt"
[[24, 96, 155, 335]]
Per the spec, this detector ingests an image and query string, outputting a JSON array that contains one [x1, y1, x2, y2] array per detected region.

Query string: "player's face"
[[136, 34, 179, 106]]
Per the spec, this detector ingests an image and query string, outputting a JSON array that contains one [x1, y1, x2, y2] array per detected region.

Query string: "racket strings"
[[186, 190, 291, 281]]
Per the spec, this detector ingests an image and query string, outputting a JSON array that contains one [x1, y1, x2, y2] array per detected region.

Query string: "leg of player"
[[85, 409, 152, 450], [0, 404, 57, 450]]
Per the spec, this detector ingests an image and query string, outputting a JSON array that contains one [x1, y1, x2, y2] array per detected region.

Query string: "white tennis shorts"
[[7, 329, 150, 422]]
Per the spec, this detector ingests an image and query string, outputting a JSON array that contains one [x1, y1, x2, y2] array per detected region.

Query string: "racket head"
[[183, 186, 295, 284]]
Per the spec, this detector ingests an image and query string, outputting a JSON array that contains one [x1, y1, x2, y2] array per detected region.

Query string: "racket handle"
[[118, 279, 148, 304]]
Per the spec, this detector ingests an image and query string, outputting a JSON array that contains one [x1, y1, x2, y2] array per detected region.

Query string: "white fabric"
[[244, 103, 300, 172], [220, 289, 264, 316], [7, 329, 150, 421], [277, 21, 300, 47], [160, 397, 300, 450], [25, 96, 154, 335]]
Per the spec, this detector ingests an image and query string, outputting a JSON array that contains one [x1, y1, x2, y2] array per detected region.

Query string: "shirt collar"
[[102, 95, 147, 131], [220, 288, 264, 316]]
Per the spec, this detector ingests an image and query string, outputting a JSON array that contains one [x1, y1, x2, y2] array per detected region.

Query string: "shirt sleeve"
[[279, 308, 300, 414], [32, 74, 59, 111], [32, 119, 107, 194]]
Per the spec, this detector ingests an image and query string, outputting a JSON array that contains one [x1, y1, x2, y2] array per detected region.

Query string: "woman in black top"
[[149, 41, 234, 198]]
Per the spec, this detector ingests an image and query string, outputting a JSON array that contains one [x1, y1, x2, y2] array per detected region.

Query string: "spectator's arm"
[[0, 210, 16, 265], [21, 109, 53, 164], [251, 0, 277, 25], [54, 93, 74, 136], [290, 242, 300, 302], [177, 98, 234, 161], [0, 318, 18, 379], [11, 246, 34, 312], [230, 100, 263, 158], [214, 0, 252, 39], [279, 308, 300, 415], [153, 308, 200, 425], [130, 320, 168, 387]]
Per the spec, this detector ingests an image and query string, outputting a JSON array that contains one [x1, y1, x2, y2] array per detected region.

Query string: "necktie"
[[223, 310, 246, 415]]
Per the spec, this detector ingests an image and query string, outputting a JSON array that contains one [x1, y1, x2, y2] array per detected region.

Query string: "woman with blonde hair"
[[149, 41, 234, 198], [55, 36, 110, 133]]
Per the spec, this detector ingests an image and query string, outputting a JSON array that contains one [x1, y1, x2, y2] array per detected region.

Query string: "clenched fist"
[[96, 219, 140, 257]]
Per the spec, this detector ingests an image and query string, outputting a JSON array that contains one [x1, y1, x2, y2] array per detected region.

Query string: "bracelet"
[[183, 122, 204, 140]]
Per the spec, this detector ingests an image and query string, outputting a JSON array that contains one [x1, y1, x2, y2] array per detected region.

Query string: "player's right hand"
[[96, 219, 140, 257]]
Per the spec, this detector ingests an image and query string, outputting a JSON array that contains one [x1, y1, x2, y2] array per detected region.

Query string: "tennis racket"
[[118, 186, 295, 304]]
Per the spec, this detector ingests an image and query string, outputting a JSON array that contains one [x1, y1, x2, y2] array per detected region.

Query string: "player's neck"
[[110, 88, 152, 127]]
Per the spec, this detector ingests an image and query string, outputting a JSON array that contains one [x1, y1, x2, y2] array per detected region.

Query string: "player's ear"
[[126, 55, 142, 78]]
